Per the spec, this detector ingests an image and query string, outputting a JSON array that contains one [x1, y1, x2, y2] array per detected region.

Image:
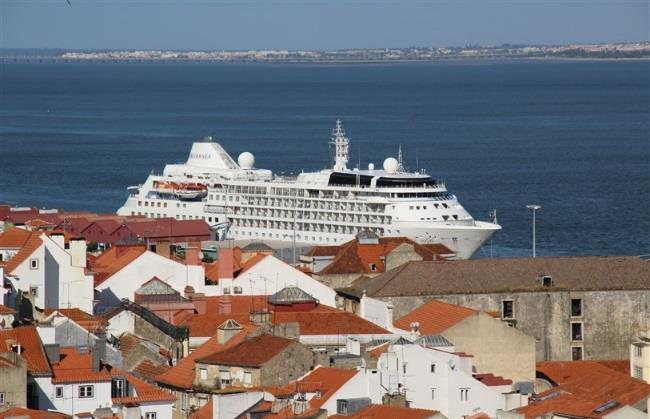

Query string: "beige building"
[[393, 299, 536, 384], [0, 351, 27, 411], [194, 333, 313, 390], [630, 330, 650, 383]]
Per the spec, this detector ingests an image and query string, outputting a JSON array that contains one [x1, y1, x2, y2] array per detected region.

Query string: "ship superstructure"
[[117, 121, 500, 259]]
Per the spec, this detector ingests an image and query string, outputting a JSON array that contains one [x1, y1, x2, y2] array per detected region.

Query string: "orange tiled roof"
[[0, 326, 51, 375], [42, 308, 107, 332], [197, 333, 294, 367], [51, 347, 112, 384], [330, 404, 439, 419], [155, 324, 257, 390], [190, 399, 213, 419], [133, 359, 171, 382], [394, 299, 476, 334], [317, 237, 451, 276], [537, 360, 630, 385], [519, 366, 650, 418], [0, 227, 32, 248], [110, 366, 177, 404], [0, 304, 16, 315], [272, 306, 390, 335], [474, 373, 513, 386], [2, 233, 43, 273], [0, 407, 69, 418], [367, 342, 390, 359], [90, 244, 147, 286], [267, 366, 357, 417]]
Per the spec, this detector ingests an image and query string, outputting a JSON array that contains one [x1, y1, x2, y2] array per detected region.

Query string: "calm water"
[[0, 60, 648, 257]]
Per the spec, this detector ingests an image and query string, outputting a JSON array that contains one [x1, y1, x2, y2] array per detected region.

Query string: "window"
[[199, 368, 207, 380], [369, 263, 377, 272], [219, 370, 232, 386], [29, 286, 38, 297], [571, 322, 583, 341], [635, 345, 643, 357], [0, 392, 4, 405], [223, 287, 231, 294], [29, 259, 39, 270], [571, 346, 583, 360], [460, 388, 469, 401], [634, 366, 643, 379], [78, 385, 94, 398], [233, 286, 243, 294], [501, 300, 514, 319], [244, 371, 252, 385], [431, 388, 436, 400], [571, 298, 582, 317], [55, 386, 63, 398], [430, 363, 436, 373], [145, 413, 157, 419], [112, 378, 126, 397]]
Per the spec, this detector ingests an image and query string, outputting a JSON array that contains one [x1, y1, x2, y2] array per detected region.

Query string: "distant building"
[[0, 351, 27, 411], [630, 330, 650, 383], [340, 256, 650, 361]]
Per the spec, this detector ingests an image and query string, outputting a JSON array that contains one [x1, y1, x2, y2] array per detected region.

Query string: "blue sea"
[[0, 60, 648, 258]]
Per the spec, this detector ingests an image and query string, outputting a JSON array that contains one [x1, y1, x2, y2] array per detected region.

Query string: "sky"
[[1, 0, 648, 50]]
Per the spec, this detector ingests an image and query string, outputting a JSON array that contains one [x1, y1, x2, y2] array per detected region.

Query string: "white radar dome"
[[238, 152, 255, 169], [383, 157, 399, 174], [368, 163, 375, 171]]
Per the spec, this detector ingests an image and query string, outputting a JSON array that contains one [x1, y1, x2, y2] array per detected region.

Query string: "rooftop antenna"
[[415, 146, 419, 172], [329, 120, 349, 172], [397, 144, 404, 172]]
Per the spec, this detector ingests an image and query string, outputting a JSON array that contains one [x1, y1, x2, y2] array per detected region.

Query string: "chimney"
[[410, 321, 420, 334], [217, 248, 234, 280], [186, 243, 201, 266], [219, 296, 232, 314], [156, 240, 171, 259], [43, 343, 61, 363], [69, 237, 87, 268], [92, 334, 107, 372], [49, 232, 65, 249]]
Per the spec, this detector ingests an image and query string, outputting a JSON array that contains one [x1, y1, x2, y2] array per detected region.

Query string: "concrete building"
[[375, 341, 526, 418], [0, 351, 27, 411], [340, 256, 650, 361], [630, 330, 650, 383], [393, 299, 536, 383], [194, 333, 314, 390]]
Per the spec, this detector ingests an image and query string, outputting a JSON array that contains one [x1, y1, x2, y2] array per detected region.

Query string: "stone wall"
[[133, 315, 184, 360], [259, 341, 315, 387], [0, 352, 27, 410], [385, 289, 650, 361]]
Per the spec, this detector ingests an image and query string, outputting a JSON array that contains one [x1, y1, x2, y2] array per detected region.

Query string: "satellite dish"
[[238, 152, 255, 169], [383, 157, 399, 174]]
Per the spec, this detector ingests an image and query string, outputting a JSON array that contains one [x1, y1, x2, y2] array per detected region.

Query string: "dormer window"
[[369, 263, 377, 272]]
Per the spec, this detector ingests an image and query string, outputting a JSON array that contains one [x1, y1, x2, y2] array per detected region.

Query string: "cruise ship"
[[117, 121, 500, 259]]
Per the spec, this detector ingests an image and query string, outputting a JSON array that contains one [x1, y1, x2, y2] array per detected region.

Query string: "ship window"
[[409, 206, 414, 210], [131, 211, 135, 216], [423, 206, 427, 210], [144, 202, 148, 207], [138, 201, 142, 206], [416, 206, 420, 210], [208, 217, 213, 222], [157, 202, 161, 207], [164, 202, 167, 208]]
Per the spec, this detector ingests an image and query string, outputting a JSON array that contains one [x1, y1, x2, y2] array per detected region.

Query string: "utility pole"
[[526, 204, 541, 258]]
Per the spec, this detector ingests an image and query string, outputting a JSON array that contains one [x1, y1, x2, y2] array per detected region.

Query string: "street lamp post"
[[526, 204, 541, 258]]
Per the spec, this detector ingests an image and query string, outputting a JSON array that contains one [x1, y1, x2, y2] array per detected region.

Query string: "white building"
[[377, 339, 526, 418], [3, 232, 94, 314]]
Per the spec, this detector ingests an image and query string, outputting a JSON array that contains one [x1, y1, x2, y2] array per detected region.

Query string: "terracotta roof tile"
[[90, 244, 147, 286], [0, 407, 69, 418], [197, 334, 294, 367], [133, 359, 171, 382], [267, 366, 357, 417], [51, 347, 112, 384], [0, 304, 16, 315], [367, 342, 390, 359], [155, 324, 257, 390], [190, 399, 213, 419], [0, 326, 51, 375], [110, 366, 177, 404], [330, 404, 439, 419], [0, 227, 32, 248], [2, 233, 43, 273], [272, 307, 390, 335], [474, 373, 513, 386], [42, 308, 107, 332], [537, 360, 631, 385], [394, 299, 476, 334]]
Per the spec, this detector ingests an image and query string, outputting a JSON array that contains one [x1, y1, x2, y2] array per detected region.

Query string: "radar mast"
[[330, 120, 349, 172]]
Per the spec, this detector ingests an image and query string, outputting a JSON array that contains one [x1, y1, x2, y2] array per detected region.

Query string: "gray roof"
[[416, 334, 454, 348], [267, 286, 317, 305], [338, 256, 650, 298], [135, 277, 178, 296]]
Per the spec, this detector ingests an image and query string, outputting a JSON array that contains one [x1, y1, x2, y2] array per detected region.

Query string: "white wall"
[[320, 368, 383, 415], [225, 256, 337, 307], [359, 295, 393, 330], [95, 251, 213, 310], [105, 309, 135, 339], [49, 381, 113, 415], [212, 391, 266, 419], [378, 344, 516, 418], [8, 234, 94, 314]]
